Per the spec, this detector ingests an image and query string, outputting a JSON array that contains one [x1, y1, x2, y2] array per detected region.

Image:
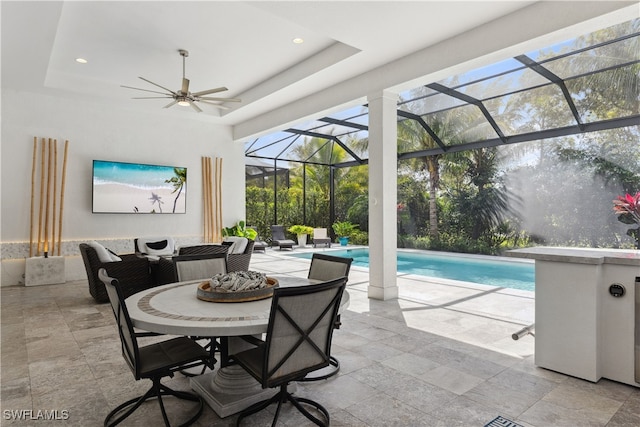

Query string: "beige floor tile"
[[419, 365, 485, 395]]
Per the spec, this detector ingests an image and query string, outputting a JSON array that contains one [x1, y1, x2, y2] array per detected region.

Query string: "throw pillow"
[[87, 241, 118, 263], [137, 237, 175, 256]]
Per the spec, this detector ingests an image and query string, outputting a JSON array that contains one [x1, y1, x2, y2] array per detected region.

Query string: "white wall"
[[1, 89, 246, 285]]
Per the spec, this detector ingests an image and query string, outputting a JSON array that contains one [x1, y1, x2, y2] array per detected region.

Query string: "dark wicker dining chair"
[[230, 277, 347, 427], [98, 268, 212, 427]]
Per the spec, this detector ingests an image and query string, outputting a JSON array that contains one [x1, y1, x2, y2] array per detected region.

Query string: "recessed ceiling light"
[[75, 58, 88, 64], [292, 38, 304, 44]]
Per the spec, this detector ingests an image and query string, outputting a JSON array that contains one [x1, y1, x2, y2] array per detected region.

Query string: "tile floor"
[[1, 248, 639, 426]]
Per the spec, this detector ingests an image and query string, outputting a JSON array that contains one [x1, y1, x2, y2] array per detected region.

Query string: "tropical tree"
[[397, 117, 443, 238]]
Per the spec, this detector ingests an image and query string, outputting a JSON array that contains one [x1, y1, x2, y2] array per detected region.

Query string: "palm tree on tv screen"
[[166, 167, 187, 213]]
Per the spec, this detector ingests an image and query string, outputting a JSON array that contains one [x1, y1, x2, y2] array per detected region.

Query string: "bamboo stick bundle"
[[29, 137, 37, 257], [58, 140, 69, 255], [36, 139, 45, 255], [51, 140, 58, 256]]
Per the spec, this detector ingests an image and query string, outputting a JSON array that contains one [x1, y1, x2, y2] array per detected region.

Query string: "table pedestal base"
[[190, 365, 280, 418]]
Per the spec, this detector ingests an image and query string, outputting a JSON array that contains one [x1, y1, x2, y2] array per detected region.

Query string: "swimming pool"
[[290, 248, 535, 291]]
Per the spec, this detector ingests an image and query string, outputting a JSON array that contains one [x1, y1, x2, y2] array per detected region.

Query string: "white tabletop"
[[125, 276, 350, 337]]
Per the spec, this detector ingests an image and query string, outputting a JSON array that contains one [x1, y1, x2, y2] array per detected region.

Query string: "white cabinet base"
[[509, 247, 640, 387]]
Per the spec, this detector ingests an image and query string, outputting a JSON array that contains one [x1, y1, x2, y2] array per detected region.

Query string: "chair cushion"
[[223, 237, 248, 254], [313, 228, 328, 239], [87, 241, 121, 262], [138, 336, 210, 378]]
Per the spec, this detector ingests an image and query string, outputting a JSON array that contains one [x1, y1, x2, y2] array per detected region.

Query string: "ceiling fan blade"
[[198, 100, 230, 110], [181, 78, 189, 94], [189, 101, 203, 113], [163, 100, 179, 109], [199, 96, 242, 102], [132, 96, 173, 99], [121, 85, 169, 96], [139, 77, 177, 95], [192, 87, 228, 97]]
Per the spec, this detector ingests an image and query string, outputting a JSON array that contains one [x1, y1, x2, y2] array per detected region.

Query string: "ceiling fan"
[[121, 49, 241, 112]]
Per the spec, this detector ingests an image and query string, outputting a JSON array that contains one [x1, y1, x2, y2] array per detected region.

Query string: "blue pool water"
[[290, 248, 535, 291]]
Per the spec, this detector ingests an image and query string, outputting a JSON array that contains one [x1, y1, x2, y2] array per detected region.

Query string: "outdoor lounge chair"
[[79, 242, 155, 303], [248, 226, 268, 252], [222, 239, 255, 272], [270, 225, 296, 250], [312, 228, 332, 248]]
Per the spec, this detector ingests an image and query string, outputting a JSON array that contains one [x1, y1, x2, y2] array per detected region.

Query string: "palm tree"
[[398, 112, 465, 238], [165, 167, 187, 213]]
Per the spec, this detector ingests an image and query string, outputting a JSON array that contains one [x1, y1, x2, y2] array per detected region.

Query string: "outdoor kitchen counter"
[[507, 246, 640, 266], [507, 246, 640, 387]]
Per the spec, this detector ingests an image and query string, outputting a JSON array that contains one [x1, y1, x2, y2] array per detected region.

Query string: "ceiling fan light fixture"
[[122, 49, 241, 113]]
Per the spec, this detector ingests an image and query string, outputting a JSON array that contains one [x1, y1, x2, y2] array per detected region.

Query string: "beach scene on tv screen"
[[93, 160, 187, 213]]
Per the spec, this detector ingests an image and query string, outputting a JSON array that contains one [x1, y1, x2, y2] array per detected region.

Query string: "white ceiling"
[[2, 1, 637, 139]]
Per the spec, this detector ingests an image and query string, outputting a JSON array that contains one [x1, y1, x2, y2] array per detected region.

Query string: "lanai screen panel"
[[246, 18, 638, 166]]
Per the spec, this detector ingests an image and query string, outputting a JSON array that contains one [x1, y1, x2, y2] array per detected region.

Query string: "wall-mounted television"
[[92, 160, 187, 214]]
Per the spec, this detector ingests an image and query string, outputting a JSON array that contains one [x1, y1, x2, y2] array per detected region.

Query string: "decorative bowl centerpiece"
[[197, 271, 278, 303]]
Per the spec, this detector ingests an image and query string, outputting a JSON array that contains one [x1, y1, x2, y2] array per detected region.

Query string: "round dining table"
[[124, 275, 350, 418]]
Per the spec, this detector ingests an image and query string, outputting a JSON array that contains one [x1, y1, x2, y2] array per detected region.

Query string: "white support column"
[[367, 90, 398, 300]]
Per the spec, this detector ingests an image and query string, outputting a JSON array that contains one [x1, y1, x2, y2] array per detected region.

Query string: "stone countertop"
[[507, 246, 640, 266]]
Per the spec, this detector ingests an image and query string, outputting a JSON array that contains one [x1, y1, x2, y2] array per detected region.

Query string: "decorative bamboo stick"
[[215, 157, 223, 243], [202, 156, 207, 241], [29, 137, 37, 257], [36, 139, 45, 255], [206, 157, 212, 242], [58, 140, 69, 255], [208, 156, 214, 242], [203, 156, 210, 242], [208, 157, 214, 242], [51, 140, 58, 256], [43, 138, 53, 255]]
